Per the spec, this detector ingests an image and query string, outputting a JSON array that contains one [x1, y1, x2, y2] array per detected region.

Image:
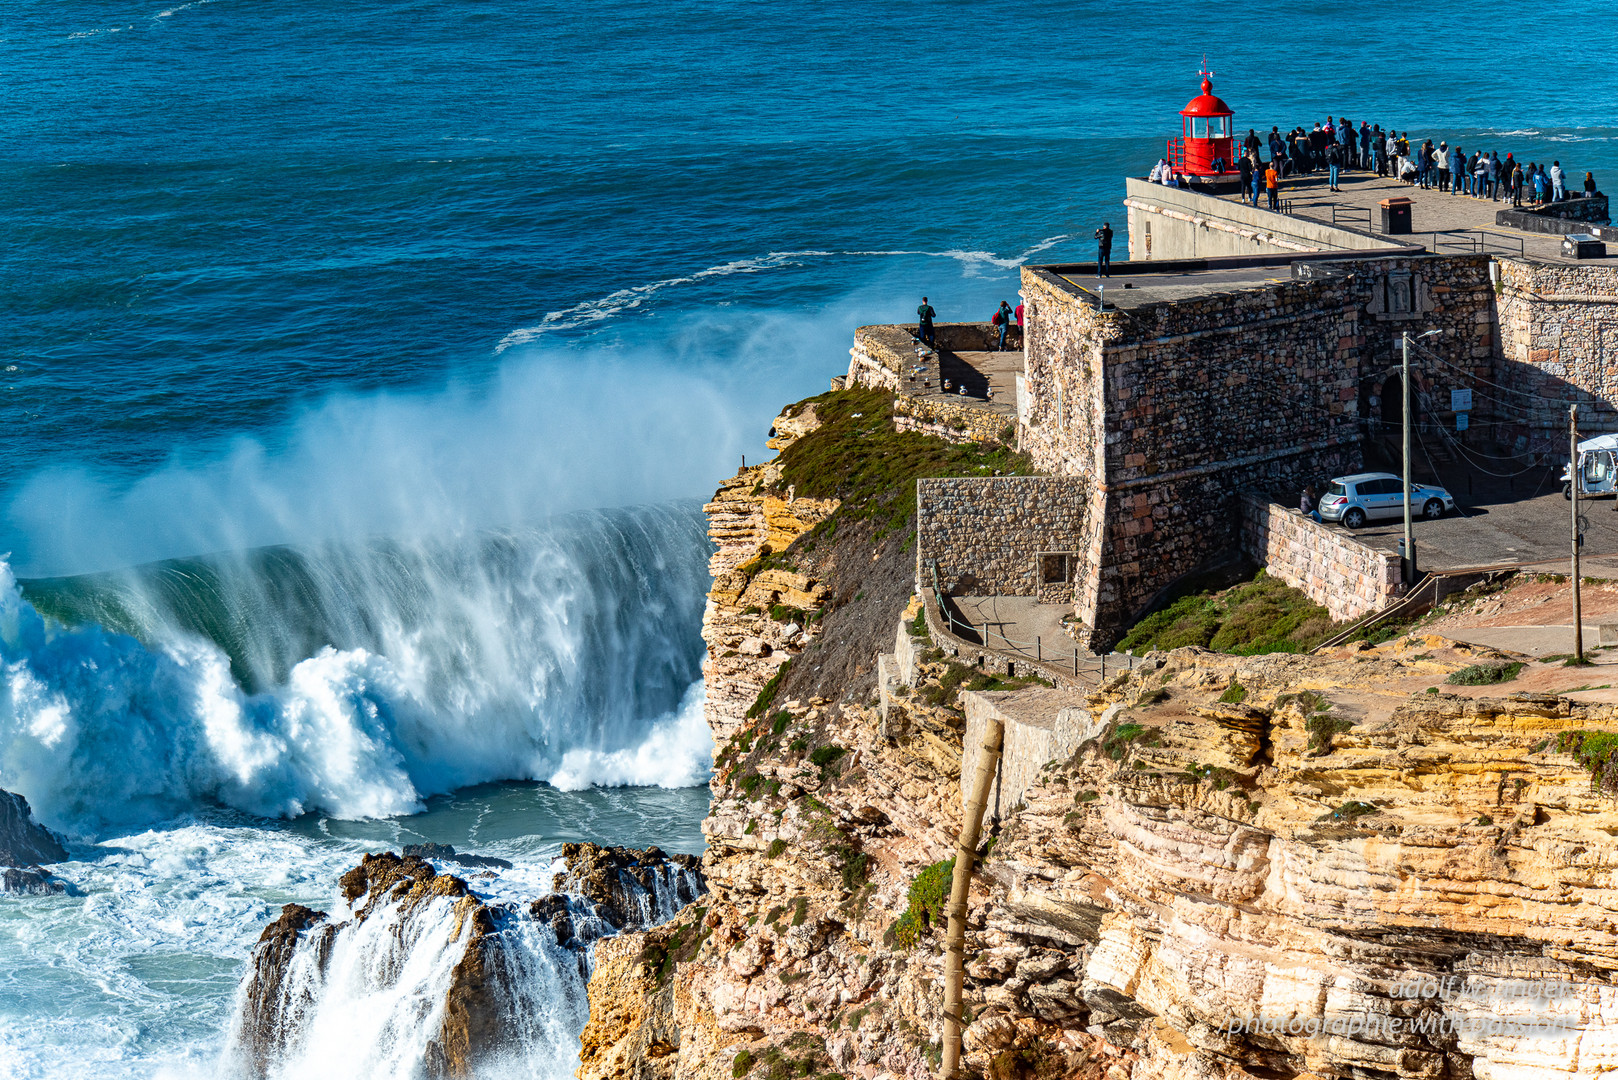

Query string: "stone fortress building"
[[847, 78, 1618, 651]]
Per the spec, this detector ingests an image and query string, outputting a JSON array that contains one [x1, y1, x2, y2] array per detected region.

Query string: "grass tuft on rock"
[[886, 858, 954, 949], [1119, 570, 1338, 656], [1447, 662, 1524, 686], [772, 388, 1032, 541]]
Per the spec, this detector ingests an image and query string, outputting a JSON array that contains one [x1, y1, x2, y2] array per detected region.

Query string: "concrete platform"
[[1220, 171, 1609, 264]]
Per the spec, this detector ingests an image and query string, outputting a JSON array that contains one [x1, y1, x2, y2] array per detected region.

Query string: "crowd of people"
[[1148, 116, 1600, 212]]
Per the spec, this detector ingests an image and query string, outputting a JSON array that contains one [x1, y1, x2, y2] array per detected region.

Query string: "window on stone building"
[[1040, 553, 1073, 585]]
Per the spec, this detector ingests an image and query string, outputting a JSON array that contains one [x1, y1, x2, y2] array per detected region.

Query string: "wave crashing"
[[0, 504, 713, 835]]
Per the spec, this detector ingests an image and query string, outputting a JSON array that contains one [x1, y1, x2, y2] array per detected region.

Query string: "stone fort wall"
[[916, 476, 1092, 604], [1496, 259, 1618, 447], [1019, 254, 1495, 647]]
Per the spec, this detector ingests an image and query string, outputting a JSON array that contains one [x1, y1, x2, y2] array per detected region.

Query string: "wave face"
[[0, 503, 712, 836]]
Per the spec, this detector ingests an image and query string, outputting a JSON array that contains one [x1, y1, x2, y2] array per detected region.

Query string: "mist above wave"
[[0, 506, 712, 836]]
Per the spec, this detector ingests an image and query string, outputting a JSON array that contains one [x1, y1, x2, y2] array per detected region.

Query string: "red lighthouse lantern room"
[[1168, 70, 1234, 177]]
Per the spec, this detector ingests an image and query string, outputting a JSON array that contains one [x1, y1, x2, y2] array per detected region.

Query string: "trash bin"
[[1379, 197, 1413, 235], [1563, 234, 1608, 260]]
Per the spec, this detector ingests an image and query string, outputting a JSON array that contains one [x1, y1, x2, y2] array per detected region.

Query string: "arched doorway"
[[1380, 375, 1403, 426]]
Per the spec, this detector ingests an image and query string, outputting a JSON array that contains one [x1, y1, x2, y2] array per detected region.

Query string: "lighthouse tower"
[[1169, 69, 1234, 177]]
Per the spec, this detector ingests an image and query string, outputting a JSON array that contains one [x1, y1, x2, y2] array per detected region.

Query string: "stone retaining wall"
[[1496, 259, 1618, 444], [917, 476, 1091, 603], [960, 689, 1104, 819], [1239, 494, 1402, 621], [892, 395, 1012, 445], [1496, 196, 1610, 233]]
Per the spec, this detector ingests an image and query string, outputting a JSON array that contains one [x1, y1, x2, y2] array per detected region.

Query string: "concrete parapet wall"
[[1123, 178, 1395, 261], [960, 689, 1104, 819], [917, 476, 1091, 602], [1239, 494, 1402, 622]]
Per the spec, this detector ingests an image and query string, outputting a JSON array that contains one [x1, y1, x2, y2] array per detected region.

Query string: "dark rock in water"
[[1, 867, 66, 895], [532, 842, 706, 944], [234, 904, 334, 1077], [231, 846, 705, 1079], [401, 841, 514, 870], [0, 790, 68, 867]]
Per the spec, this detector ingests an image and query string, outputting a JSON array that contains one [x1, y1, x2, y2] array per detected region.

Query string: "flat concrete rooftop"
[[1040, 265, 1292, 311], [1219, 170, 1608, 264]]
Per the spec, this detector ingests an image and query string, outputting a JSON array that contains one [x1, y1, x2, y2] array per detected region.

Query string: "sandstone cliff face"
[[973, 639, 1618, 1080], [701, 440, 838, 744], [577, 428, 1618, 1080]]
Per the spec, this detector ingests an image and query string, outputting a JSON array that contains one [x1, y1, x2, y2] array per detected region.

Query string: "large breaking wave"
[[0, 504, 712, 836]]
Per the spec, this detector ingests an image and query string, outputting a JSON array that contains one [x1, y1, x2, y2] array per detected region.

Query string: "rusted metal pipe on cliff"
[[940, 715, 1004, 1078]]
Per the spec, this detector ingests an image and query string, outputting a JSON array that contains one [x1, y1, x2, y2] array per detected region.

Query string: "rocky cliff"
[[575, 389, 1618, 1080]]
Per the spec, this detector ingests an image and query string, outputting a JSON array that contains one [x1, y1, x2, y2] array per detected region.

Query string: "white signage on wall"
[[1450, 388, 1473, 412]]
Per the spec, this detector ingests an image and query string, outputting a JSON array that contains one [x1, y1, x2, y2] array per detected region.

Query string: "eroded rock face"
[[553, 843, 704, 930], [576, 450, 1618, 1080], [0, 790, 68, 867]]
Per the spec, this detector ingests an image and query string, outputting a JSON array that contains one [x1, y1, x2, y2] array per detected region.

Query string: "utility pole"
[[1402, 332, 1416, 586], [1572, 403, 1584, 662]]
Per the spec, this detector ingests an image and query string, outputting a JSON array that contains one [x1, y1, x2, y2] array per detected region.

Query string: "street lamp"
[[1402, 329, 1443, 587]]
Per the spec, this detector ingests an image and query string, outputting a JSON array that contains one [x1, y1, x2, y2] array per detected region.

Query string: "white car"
[[1318, 472, 1455, 529]]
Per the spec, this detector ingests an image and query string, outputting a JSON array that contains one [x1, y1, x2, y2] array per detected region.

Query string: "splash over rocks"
[[228, 844, 704, 1080]]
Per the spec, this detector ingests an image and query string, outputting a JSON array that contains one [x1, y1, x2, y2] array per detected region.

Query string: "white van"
[[1563, 433, 1618, 499]]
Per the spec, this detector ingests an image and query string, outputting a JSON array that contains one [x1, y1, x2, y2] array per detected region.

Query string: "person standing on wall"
[[917, 296, 937, 348], [1250, 151, 1265, 207], [1326, 140, 1343, 192], [1265, 160, 1280, 211], [1435, 142, 1450, 194], [1550, 161, 1566, 202], [1238, 152, 1254, 204], [1095, 222, 1113, 278]]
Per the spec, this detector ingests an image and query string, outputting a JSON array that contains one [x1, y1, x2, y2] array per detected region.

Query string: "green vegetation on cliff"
[[774, 388, 1030, 540], [1118, 569, 1338, 656]]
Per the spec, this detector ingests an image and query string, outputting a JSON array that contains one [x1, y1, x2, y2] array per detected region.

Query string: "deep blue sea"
[[2, 2, 1617, 1077]]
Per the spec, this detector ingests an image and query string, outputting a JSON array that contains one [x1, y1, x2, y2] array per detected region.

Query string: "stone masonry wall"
[[916, 476, 1091, 603], [1239, 494, 1403, 621], [1020, 254, 1494, 648], [1496, 259, 1618, 446]]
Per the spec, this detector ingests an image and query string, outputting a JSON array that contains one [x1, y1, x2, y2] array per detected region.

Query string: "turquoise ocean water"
[[1, 2, 1617, 1076]]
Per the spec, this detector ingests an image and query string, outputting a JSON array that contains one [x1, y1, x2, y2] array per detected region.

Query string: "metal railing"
[[926, 562, 1134, 684], [1330, 204, 1373, 228], [1425, 230, 1526, 257]]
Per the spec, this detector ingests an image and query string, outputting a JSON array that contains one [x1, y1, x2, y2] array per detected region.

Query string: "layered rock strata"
[[700, 411, 837, 744], [576, 428, 1618, 1080]]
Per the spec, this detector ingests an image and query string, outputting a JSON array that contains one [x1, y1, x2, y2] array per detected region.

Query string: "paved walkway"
[[949, 595, 1140, 672], [1218, 171, 1606, 263]]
